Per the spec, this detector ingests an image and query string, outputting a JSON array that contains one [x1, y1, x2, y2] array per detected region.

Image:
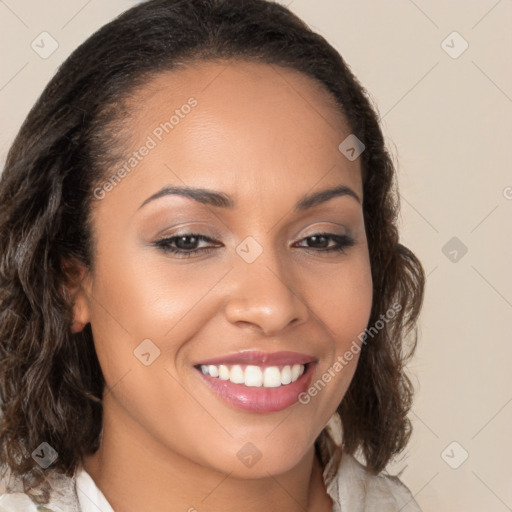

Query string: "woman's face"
[[76, 60, 373, 477]]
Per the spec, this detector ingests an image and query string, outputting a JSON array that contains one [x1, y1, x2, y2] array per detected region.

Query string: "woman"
[[0, 0, 425, 510]]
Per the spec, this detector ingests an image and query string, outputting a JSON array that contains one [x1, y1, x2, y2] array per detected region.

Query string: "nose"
[[223, 246, 310, 336]]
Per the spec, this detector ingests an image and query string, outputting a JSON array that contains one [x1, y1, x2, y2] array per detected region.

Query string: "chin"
[[203, 433, 314, 479]]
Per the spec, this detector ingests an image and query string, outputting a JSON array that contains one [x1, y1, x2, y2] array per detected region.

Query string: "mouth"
[[193, 351, 316, 413]]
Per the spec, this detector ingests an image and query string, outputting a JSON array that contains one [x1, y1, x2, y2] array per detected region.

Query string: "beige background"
[[1, 1, 511, 510]]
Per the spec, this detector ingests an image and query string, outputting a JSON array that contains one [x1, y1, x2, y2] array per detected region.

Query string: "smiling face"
[[74, 60, 373, 479]]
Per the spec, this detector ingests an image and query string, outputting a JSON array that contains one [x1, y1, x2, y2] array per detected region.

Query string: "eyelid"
[[155, 224, 222, 240], [156, 220, 351, 241], [298, 222, 351, 238]]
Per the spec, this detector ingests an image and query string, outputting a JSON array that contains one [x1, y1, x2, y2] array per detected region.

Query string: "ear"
[[61, 257, 92, 333]]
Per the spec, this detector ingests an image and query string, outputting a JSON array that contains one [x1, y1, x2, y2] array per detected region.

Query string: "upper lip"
[[193, 350, 317, 367]]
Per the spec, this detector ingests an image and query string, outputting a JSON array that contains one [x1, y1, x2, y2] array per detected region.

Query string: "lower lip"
[[196, 364, 315, 413]]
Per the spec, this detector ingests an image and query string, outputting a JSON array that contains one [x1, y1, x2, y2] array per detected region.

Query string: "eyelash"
[[153, 232, 355, 259]]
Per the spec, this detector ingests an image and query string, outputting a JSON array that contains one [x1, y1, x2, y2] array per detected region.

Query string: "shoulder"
[[0, 469, 36, 512], [335, 453, 422, 512], [0, 466, 81, 512], [0, 492, 38, 512], [319, 414, 422, 512]]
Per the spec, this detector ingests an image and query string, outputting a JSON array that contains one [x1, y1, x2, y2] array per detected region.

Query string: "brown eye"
[[295, 233, 355, 253], [153, 234, 219, 258]]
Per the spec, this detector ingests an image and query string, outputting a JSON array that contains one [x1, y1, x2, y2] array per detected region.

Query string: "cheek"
[[310, 251, 373, 350], [298, 250, 373, 414], [86, 249, 233, 404], [88, 248, 223, 339], [85, 257, 231, 464]]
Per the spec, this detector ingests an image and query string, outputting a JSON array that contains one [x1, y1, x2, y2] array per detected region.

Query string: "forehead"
[[127, 59, 352, 158], [134, 59, 345, 124], [94, 59, 362, 216]]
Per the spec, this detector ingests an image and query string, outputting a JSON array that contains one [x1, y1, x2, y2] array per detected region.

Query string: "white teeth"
[[229, 365, 245, 384], [218, 365, 230, 380], [280, 365, 292, 385], [245, 365, 263, 387], [291, 364, 302, 381], [263, 367, 281, 388], [199, 363, 306, 387]]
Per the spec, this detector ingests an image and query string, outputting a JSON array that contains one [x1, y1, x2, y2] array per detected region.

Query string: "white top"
[[0, 414, 422, 511]]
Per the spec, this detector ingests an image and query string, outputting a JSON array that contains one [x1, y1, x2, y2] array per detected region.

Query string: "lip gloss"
[[196, 362, 315, 412]]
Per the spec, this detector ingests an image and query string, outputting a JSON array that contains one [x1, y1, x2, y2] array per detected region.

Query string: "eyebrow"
[[137, 184, 361, 211]]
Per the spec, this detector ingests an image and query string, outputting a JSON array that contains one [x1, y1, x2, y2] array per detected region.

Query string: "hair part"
[[0, 0, 425, 499]]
